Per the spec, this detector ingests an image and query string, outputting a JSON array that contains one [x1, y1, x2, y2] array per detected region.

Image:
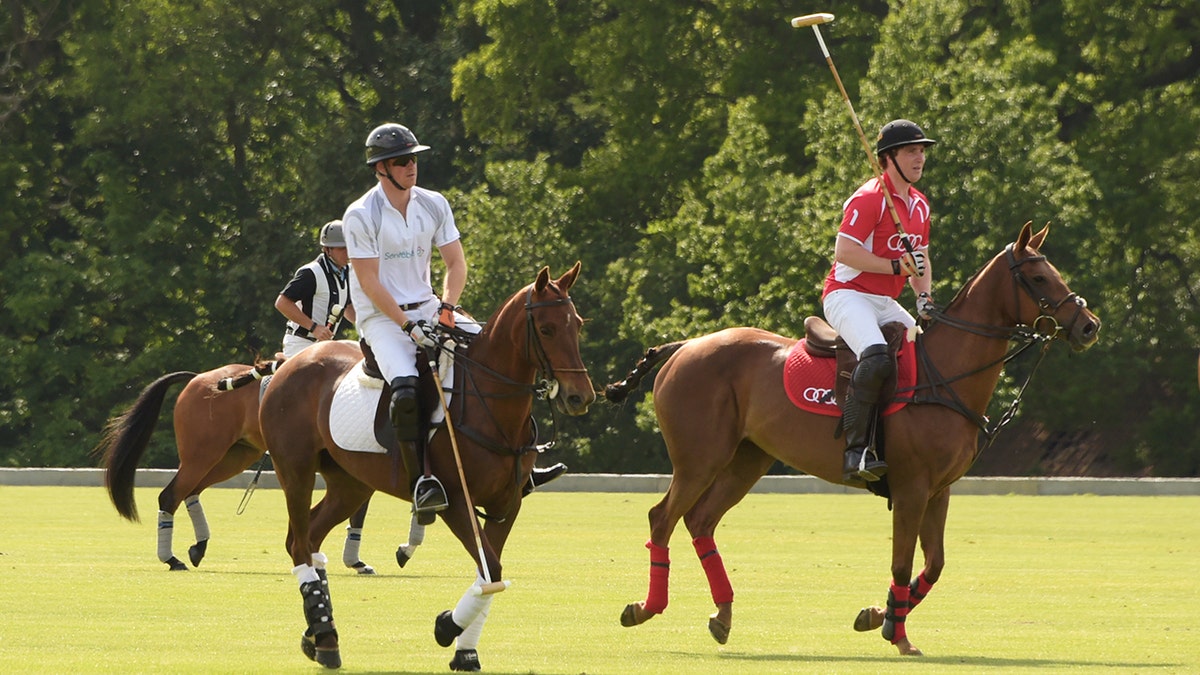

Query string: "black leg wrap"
[[449, 649, 481, 672], [300, 579, 340, 668], [300, 580, 337, 640], [435, 609, 465, 648]]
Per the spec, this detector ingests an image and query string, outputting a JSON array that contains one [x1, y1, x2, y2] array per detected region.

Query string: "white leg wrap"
[[292, 563, 320, 585], [184, 495, 210, 542], [456, 596, 492, 650], [451, 574, 494, 648], [156, 511, 175, 563], [311, 551, 328, 570], [342, 527, 364, 566]]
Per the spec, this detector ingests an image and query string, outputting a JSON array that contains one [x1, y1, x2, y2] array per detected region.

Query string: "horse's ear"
[[558, 260, 582, 292], [1015, 221, 1033, 250], [535, 265, 551, 293], [1028, 222, 1050, 250]]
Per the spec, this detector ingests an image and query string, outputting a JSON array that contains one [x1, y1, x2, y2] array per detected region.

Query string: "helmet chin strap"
[[886, 150, 915, 185], [374, 164, 408, 191]]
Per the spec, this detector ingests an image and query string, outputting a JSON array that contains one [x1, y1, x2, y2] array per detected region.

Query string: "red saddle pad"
[[783, 338, 916, 417]]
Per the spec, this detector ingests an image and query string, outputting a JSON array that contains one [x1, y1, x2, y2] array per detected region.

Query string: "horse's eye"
[[539, 325, 554, 337], [1032, 275, 1047, 284]]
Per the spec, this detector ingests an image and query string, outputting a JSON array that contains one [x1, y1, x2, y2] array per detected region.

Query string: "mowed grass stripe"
[[0, 486, 1196, 674]]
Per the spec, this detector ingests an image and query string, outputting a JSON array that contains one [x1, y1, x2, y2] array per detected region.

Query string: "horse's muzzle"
[[1069, 304, 1101, 352]]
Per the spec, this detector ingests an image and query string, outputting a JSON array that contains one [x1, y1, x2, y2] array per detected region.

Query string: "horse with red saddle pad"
[[605, 223, 1100, 656]]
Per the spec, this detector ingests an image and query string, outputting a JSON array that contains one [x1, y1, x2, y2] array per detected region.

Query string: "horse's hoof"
[[396, 547, 412, 568], [315, 646, 342, 669], [435, 610, 464, 648], [854, 606, 885, 632], [188, 539, 208, 567], [449, 648, 481, 672], [350, 561, 375, 575], [893, 637, 923, 656], [302, 633, 342, 668], [165, 556, 188, 571], [620, 602, 653, 627], [707, 614, 730, 644], [301, 634, 317, 661]]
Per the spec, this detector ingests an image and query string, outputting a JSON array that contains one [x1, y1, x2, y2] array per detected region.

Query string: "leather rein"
[[899, 244, 1091, 455]]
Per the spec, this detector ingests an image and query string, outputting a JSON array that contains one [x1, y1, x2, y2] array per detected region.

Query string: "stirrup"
[[412, 476, 449, 524], [855, 448, 888, 482]]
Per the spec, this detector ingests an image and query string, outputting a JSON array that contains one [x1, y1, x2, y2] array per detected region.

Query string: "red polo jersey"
[[821, 174, 931, 300]]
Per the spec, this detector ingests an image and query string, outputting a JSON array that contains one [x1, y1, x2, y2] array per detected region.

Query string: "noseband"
[[1005, 244, 1089, 340]]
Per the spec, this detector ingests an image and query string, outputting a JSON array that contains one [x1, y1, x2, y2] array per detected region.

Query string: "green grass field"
[[1, 486, 1197, 674]]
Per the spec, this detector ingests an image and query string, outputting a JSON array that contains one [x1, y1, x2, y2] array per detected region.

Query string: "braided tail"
[[604, 341, 687, 403]]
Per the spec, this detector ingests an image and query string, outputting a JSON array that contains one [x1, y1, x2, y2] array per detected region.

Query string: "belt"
[[399, 300, 428, 311], [287, 327, 317, 341]]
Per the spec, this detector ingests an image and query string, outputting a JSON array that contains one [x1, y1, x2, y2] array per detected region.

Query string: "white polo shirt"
[[342, 184, 460, 324]]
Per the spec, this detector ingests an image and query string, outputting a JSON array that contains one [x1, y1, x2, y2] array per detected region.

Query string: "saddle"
[[801, 317, 908, 416], [360, 339, 441, 455]]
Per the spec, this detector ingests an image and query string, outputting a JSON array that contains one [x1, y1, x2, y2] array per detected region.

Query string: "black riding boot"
[[391, 376, 447, 523], [521, 462, 568, 497], [842, 344, 891, 483]]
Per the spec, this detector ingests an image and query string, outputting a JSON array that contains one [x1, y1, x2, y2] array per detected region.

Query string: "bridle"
[[523, 287, 591, 403], [435, 285, 588, 456], [901, 244, 1090, 456], [428, 285, 589, 522], [928, 244, 1090, 342]]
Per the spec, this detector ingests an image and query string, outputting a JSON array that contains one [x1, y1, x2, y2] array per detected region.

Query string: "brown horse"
[[606, 223, 1100, 656], [260, 263, 594, 670], [96, 357, 377, 573]]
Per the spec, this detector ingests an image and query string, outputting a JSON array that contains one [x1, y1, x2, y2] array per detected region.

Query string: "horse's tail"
[[95, 371, 198, 522], [216, 359, 281, 391], [604, 341, 688, 403]]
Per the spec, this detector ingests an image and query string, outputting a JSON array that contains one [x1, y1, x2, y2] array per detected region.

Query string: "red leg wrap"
[[885, 581, 911, 643], [692, 536, 734, 605], [908, 572, 934, 610], [643, 540, 670, 614]]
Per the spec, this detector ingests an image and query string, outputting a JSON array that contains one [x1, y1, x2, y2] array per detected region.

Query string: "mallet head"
[[790, 13, 834, 28]]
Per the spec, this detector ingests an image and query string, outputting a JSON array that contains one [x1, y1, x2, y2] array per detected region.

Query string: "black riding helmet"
[[364, 123, 431, 166], [875, 119, 937, 155]]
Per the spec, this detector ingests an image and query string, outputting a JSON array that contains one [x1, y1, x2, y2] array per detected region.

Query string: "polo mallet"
[[791, 12, 922, 276], [426, 346, 509, 596]]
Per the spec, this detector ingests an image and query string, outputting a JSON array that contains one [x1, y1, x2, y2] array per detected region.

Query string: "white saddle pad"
[[329, 360, 454, 454], [329, 362, 388, 454]]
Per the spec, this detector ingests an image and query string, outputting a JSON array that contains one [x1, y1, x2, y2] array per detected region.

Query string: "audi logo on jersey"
[[888, 232, 926, 252], [802, 387, 836, 405]]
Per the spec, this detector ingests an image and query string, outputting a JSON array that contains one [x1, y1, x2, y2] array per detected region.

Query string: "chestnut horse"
[[606, 223, 1100, 656], [96, 358, 377, 573], [260, 263, 594, 670]]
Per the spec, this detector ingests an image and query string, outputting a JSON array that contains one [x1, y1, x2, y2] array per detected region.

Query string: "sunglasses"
[[389, 155, 419, 167]]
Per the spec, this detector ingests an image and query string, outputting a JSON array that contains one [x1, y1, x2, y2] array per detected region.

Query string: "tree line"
[[2, 0, 1197, 475]]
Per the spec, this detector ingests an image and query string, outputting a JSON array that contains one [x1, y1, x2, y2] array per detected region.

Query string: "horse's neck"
[[921, 270, 1013, 414]]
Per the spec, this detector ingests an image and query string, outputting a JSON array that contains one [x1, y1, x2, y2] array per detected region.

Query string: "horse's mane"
[[940, 241, 1036, 315]]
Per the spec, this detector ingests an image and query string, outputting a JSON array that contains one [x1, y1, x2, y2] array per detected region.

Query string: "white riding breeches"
[[823, 289, 915, 357]]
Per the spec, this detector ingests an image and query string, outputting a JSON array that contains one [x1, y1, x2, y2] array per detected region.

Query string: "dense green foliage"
[[2, 0, 1197, 474]]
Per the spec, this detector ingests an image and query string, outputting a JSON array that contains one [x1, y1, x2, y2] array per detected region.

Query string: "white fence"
[[2, 468, 1197, 496]]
